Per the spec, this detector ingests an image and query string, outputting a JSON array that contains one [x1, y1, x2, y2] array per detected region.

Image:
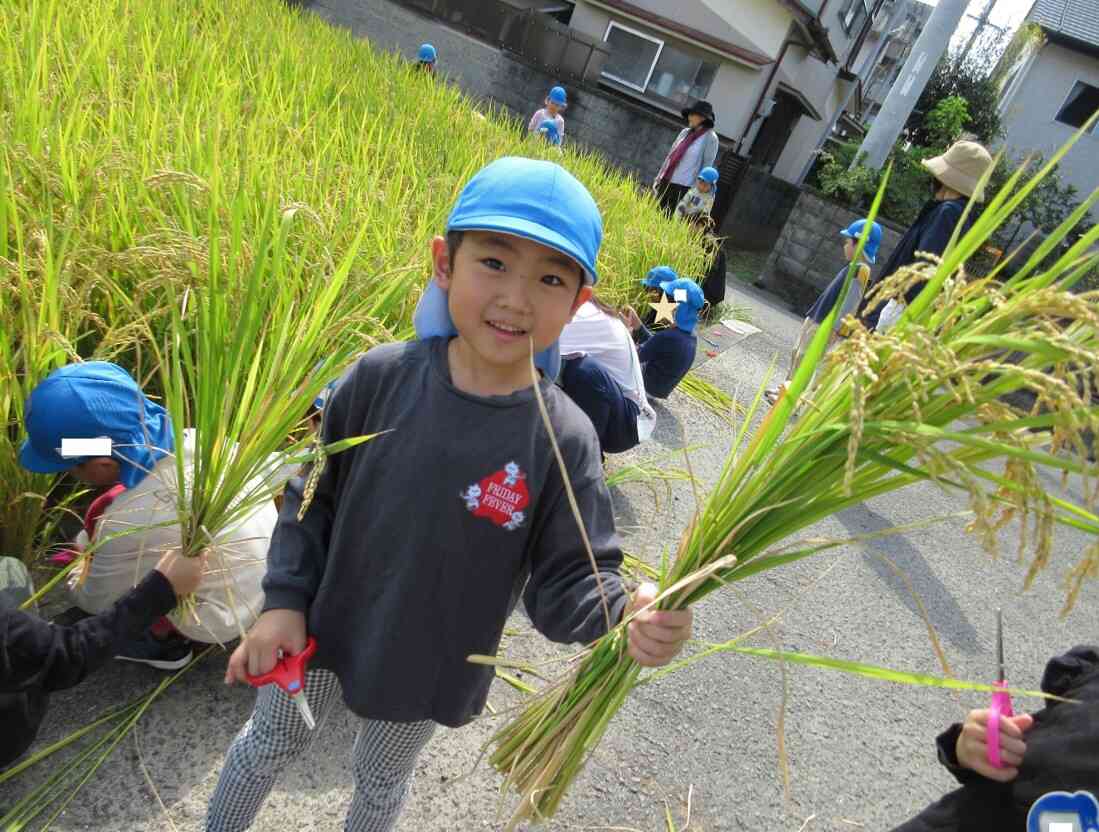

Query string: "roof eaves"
[[582, 0, 774, 68]]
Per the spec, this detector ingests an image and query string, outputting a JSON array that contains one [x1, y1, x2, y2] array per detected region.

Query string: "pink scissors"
[[986, 609, 1014, 768]]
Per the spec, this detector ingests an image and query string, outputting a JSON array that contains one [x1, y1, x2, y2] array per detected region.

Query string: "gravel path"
[[5, 280, 1095, 832]]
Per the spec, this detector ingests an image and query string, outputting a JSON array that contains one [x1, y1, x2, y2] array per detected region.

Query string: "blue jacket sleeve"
[[915, 202, 964, 258], [262, 362, 359, 613]]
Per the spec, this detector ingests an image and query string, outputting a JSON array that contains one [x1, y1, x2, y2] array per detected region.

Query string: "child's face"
[[545, 99, 561, 116], [71, 457, 121, 487], [696, 179, 712, 193], [843, 237, 856, 261], [434, 231, 590, 380]]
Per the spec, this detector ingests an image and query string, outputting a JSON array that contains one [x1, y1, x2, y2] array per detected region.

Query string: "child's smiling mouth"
[[487, 320, 528, 340]]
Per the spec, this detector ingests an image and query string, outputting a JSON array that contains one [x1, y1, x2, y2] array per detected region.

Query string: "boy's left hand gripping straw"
[[247, 637, 319, 730], [986, 609, 1014, 768]]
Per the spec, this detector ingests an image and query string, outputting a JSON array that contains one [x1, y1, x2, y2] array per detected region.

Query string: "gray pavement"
[[4, 278, 1096, 831]]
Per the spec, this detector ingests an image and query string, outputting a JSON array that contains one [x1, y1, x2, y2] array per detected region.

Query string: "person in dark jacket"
[[863, 141, 993, 330], [0, 549, 206, 770], [624, 273, 703, 399], [890, 645, 1099, 832]]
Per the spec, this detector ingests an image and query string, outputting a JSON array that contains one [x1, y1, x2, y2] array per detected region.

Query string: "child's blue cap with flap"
[[548, 86, 567, 105], [19, 361, 174, 489], [840, 218, 883, 264], [413, 156, 603, 380], [658, 277, 706, 333], [642, 265, 677, 288], [538, 119, 562, 146], [417, 43, 437, 63]]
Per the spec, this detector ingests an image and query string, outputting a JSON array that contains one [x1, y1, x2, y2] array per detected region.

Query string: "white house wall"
[[568, 1, 763, 138], [1000, 40, 1099, 211]]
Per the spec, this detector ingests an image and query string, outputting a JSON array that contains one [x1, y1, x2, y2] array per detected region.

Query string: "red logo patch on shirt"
[[460, 462, 529, 531]]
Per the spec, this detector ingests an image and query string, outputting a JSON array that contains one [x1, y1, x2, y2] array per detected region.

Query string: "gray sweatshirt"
[[263, 338, 628, 726]]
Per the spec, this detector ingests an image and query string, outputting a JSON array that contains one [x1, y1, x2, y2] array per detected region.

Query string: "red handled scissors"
[[246, 637, 318, 730], [986, 609, 1014, 768]]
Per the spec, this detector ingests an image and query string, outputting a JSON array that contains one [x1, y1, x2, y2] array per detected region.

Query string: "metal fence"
[[395, 0, 609, 82]]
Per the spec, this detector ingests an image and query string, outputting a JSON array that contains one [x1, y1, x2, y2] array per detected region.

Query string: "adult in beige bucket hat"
[[921, 140, 994, 203], [861, 139, 993, 329]]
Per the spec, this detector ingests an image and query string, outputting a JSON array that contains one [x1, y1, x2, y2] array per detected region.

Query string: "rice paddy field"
[[3, 0, 1099, 829]]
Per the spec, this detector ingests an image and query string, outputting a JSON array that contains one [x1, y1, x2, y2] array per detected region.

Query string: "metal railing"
[[395, 0, 609, 82]]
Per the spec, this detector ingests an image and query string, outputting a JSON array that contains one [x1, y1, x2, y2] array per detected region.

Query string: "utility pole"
[[955, 0, 996, 67], [854, 0, 971, 169]]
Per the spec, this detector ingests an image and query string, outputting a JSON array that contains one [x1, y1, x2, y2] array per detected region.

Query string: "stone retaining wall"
[[758, 189, 907, 312]]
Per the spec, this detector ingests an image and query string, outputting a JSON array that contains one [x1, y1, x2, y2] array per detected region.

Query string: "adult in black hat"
[[652, 100, 719, 215]]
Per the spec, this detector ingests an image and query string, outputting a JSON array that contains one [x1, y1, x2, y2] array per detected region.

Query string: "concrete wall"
[[999, 40, 1099, 217], [757, 189, 906, 310], [718, 165, 802, 251], [310, 0, 693, 181]]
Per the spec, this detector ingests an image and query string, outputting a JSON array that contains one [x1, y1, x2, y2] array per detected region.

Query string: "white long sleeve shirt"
[[70, 429, 276, 643], [558, 302, 657, 441]]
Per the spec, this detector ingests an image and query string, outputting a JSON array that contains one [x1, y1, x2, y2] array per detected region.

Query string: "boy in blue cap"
[[624, 272, 704, 399], [765, 218, 882, 404], [207, 157, 694, 832], [17, 362, 272, 659], [527, 84, 567, 144], [675, 165, 719, 225], [415, 42, 436, 72]]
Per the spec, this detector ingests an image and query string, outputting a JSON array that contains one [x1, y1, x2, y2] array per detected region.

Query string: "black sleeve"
[[0, 571, 177, 694], [522, 428, 629, 645], [934, 723, 982, 785], [262, 360, 360, 614]]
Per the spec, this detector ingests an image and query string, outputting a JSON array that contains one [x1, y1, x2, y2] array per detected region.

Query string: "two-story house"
[[996, 0, 1099, 214]]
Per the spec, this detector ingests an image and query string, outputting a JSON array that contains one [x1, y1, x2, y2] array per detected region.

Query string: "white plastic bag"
[[876, 299, 905, 333]]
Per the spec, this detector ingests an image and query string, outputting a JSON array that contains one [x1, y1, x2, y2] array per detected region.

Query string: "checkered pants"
[[206, 668, 436, 832]]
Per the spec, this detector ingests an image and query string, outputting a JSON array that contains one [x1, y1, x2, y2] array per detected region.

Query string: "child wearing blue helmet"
[[765, 218, 882, 404], [207, 157, 694, 832], [527, 85, 567, 144], [675, 165, 719, 225], [415, 42, 436, 72], [624, 270, 704, 399]]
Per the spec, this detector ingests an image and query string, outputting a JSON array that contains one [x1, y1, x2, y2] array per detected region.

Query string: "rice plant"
[[488, 135, 1099, 826], [0, 0, 706, 576]]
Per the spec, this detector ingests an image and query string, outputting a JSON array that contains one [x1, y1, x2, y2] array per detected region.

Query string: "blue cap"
[[642, 265, 677, 288], [538, 119, 562, 146], [548, 85, 567, 106], [19, 362, 175, 489], [417, 43, 437, 63], [658, 278, 706, 333], [413, 157, 604, 380], [840, 218, 883, 264], [698, 166, 719, 185]]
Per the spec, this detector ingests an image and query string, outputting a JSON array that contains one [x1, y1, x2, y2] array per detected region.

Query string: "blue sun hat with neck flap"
[[413, 156, 603, 380], [642, 265, 677, 288], [658, 277, 706, 333], [19, 362, 174, 489]]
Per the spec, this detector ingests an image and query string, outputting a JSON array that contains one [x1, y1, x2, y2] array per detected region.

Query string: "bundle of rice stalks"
[[488, 134, 1099, 826], [678, 373, 742, 422]]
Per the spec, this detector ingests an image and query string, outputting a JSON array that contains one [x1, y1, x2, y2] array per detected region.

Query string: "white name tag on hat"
[[673, 289, 688, 302], [60, 437, 112, 458]]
